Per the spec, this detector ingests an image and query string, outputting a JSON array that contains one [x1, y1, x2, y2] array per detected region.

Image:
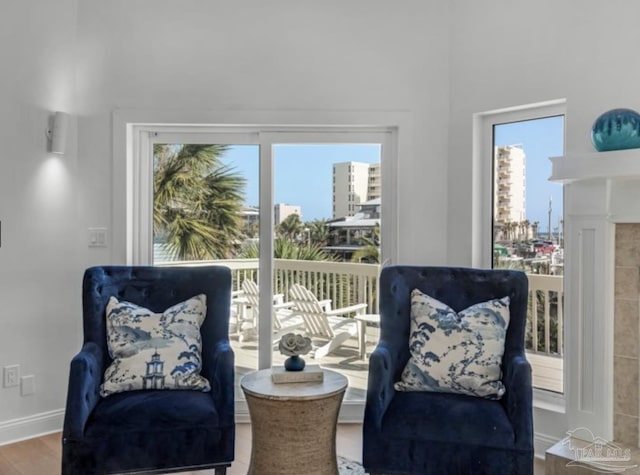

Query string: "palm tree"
[[516, 220, 527, 241], [307, 219, 330, 246], [522, 219, 530, 240], [351, 224, 380, 263], [532, 221, 539, 239], [503, 221, 514, 241], [499, 221, 508, 241], [154, 144, 246, 260], [277, 214, 303, 241]]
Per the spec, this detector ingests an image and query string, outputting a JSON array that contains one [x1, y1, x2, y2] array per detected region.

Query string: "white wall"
[[0, 0, 80, 442], [0, 0, 451, 441]]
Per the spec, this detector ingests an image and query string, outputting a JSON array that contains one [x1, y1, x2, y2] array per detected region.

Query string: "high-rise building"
[[367, 163, 381, 201], [332, 161, 379, 219], [494, 145, 526, 225], [274, 203, 301, 225]]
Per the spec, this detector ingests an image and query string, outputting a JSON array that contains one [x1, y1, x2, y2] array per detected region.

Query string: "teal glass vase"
[[284, 355, 306, 371], [591, 108, 640, 152]]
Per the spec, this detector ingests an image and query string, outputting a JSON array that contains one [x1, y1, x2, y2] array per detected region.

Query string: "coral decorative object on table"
[[591, 108, 640, 152], [278, 332, 312, 371]]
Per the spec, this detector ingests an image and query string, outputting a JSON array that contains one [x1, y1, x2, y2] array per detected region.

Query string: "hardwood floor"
[[0, 424, 545, 474], [0, 424, 362, 475], [0, 431, 62, 475]]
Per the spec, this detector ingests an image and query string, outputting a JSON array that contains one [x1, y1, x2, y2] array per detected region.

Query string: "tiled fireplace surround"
[[614, 224, 640, 446]]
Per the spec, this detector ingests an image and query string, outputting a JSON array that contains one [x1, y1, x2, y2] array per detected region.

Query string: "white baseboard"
[[535, 431, 560, 460], [338, 401, 365, 423], [235, 400, 250, 423], [0, 409, 64, 446]]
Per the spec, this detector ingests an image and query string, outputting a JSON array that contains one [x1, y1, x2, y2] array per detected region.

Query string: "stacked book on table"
[[271, 365, 324, 383]]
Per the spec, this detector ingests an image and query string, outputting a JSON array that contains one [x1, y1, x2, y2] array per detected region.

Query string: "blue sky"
[[218, 117, 564, 230], [221, 144, 381, 221]]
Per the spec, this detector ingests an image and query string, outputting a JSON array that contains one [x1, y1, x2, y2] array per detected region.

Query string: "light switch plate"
[[88, 227, 108, 248]]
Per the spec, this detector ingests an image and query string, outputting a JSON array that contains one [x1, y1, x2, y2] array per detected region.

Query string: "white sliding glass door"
[[129, 125, 395, 417]]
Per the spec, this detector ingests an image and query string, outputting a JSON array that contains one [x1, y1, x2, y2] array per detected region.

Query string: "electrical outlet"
[[3, 365, 20, 388], [21, 375, 35, 396]]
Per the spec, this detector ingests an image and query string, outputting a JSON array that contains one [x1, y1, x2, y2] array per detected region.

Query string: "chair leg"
[[214, 466, 227, 475]]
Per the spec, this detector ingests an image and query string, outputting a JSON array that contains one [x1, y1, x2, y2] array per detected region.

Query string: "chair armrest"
[[501, 353, 533, 449], [364, 342, 396, 430], [273, 300, 295, 310], [327, 302, 368, 316], [233, 296, 249, 304], [318, 299, 332, 311], [62, 342, 104, 440], [203, 340, 235, 427]]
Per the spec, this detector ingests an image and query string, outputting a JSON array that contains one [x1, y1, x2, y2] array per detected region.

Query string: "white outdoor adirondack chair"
[[236, 280, 303, 342], [288, 283, 367, 359]]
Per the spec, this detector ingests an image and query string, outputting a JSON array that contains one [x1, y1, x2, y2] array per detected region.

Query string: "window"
[[476, 101, 565, 398], [491, 115, 565, 396]]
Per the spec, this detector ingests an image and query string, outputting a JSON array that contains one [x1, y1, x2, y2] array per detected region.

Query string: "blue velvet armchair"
[[62, 266, 235, 475], [363, 266, 533, 475]]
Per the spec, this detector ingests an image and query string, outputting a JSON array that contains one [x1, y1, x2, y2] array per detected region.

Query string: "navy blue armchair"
[[363, 266, 533, 475], [62, 266, 235, 475]]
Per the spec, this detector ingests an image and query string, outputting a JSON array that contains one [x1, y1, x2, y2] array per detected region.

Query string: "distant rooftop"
[[327, 217, 380, 228]]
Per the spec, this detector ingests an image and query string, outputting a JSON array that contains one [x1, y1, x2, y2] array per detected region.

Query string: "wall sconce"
[[46, 111, 69, 155]]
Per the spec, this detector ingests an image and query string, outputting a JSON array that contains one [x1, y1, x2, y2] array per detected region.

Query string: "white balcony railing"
[[527, 273, 563, 357], [161, 258, 562, 356], [526, 273, 564, 393], [160, 258, 380, 313], [161, 259, 563, 393]]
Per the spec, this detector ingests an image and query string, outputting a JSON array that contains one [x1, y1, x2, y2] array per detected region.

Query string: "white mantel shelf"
[[549, 148, 640, 184]]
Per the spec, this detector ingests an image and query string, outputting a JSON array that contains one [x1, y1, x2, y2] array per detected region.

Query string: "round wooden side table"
[[240, 368, 348, 475]]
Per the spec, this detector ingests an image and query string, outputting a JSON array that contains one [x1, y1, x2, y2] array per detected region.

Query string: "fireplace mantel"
[[551, 148, 640, 224], [550, 148, 640, 184]]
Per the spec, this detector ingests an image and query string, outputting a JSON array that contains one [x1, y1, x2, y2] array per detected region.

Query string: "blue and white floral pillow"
[[100, 294, 210, 397], [394, 289, 510, 399]]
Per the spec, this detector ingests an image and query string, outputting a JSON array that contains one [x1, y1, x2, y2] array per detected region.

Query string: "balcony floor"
[[527, 352, 564, 394], [230, 325, 564, 400], [230, 328, 372, 401]]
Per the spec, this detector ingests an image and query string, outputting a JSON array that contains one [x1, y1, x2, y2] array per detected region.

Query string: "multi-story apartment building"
[[274, 203, 302, 225], [332, 161, 380, 219], [367, 163, 381, 201], [494, 145, 526, 229]]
